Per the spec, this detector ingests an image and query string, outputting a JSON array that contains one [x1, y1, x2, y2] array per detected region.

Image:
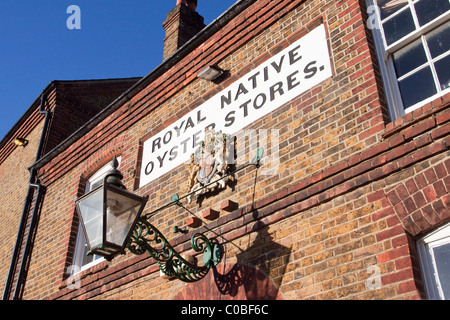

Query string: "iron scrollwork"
[[127, 218, 221, 282]]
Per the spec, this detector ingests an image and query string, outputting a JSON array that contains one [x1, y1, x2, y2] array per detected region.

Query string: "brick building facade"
[[1, 0, 449, 301], [0, 78, 140, 299]]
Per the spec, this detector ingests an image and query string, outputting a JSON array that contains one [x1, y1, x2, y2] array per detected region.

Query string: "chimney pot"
[[186, 0, 198, 12], [175, 0, 197, 12]]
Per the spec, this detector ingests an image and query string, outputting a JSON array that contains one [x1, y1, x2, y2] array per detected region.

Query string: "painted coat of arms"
[[185, 129, 236, 203]]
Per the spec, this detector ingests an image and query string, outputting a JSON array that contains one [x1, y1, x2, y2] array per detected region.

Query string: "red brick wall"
[[14, 0, 450, 300]]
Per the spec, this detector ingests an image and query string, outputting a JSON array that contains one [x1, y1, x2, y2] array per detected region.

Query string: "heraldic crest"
[[185, 128, 236, 204]]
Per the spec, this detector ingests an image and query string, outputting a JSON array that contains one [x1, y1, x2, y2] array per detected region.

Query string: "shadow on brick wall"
[[173, 220, 291, 300], [212, 221, 291, 300]]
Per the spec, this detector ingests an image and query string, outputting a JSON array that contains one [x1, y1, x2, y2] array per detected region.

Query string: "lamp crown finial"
[[112, 155, 119, 169], [105, 156, 125, 189]]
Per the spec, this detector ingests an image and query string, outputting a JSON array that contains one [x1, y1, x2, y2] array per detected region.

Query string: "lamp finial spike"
[[105, 156, 125, 189], [112, 155, 119, 169]]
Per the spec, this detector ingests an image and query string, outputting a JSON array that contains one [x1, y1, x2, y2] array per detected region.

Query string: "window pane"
[[427, 23, 450, 59], [378, 0, 408, 20], [79, 231, 102, 267], [432, 243, 450, 299], [414, 0, 450, 26], [398, 67, 437, 108], [393, 38, 427, 77], [383, 8, 415, 45], [78, 188, 104, 248], [82, 243, 94, 266], [90, 180, 103, 191], [435, 54, 450, 90]]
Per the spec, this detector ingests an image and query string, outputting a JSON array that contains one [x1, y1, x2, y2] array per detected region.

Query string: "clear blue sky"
[[0, 1, 235, 140]]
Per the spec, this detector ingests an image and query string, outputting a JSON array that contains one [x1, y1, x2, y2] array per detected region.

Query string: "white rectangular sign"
[[139, 24, 332, 187]]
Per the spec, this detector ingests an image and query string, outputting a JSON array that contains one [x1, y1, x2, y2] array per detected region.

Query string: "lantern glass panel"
[[105, 187, 144, 247], [76, 187, 104, 249]]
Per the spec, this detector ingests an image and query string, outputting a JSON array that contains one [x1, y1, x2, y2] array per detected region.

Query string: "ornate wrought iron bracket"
[[126, 147, 264, 282], [127, 218, 222, 282]]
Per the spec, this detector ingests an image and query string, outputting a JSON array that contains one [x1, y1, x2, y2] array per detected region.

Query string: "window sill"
[[383, 92, 450, 139]]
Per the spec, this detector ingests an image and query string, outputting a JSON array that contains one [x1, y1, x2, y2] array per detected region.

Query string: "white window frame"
[[366, 0, 450, 120], [71, 157, 122, 274], [417, 222, 450, 300]]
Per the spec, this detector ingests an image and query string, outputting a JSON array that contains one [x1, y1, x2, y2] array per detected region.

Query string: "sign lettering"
[[139, 24, 332, 187]]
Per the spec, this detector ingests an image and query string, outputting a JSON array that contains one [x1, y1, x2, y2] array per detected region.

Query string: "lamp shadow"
[[210, 149, 291, 300], [175, 146, 291, 300], [173, 220, 291, 300], [212, 220, 291, 300]]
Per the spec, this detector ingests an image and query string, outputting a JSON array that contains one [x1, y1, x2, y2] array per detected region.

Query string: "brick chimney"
[[163, 0, 205, 60]]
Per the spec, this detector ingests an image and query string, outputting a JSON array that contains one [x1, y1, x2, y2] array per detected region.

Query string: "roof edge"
[[0, 81, 56, 151]]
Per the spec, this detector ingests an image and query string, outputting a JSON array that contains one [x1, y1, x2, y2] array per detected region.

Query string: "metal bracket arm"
[[127, 218, 221, 282]]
